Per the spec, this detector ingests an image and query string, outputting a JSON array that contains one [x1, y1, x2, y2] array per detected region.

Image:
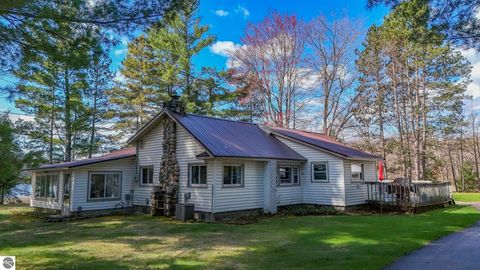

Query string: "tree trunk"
[[64, 67, 72, 162], [88, 85, 98, 158], [0, 186, 4, 205], [460, 125, 465, 192], [49, 87, 55, 164], [448, 144, 458, 192]]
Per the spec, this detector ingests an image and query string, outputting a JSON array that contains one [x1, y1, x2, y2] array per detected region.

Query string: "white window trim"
[[34, 173, 59, 201], [311, 162, 329, 183], [140, 166, 154, 186], [188, 163, 208, 188], [278, 165, 301, 186], [88, 171, 122, 201], [351, 163, 364, 183], [222, 163, 244, 188]]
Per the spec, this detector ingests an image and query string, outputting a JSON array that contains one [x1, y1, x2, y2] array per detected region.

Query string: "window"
[[35, 174, 59, 200], [141, 166, 154, 185], [351, 163, 364, 182], [189, 164, 207, 186], [89, 172, 121, 200], [223, 165, 243, 186], [279, 165, 300, 185], [312, 162, 328, 182]]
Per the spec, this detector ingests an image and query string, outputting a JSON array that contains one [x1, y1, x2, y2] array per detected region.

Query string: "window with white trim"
[[279, 165, 300, 185], [351, 163, 364, 182], [89, 172, 121, 200], [189, 164, 207, 186], [312, 162, 328, 182], [223, 165, 243, 186], [35, 174, 59, 200], [141, 166, 154, 185]]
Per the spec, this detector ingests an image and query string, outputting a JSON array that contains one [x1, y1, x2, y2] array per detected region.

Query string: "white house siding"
[[213, 159, 265, 213], [70, 157, 136, 211], [176, 125, 213, 212], [134, 121, 164, 206], [276, 137, 346, 206], [344, 160, 377, 206], [30, 171, 65, 210], [276, 161, 303, 206]]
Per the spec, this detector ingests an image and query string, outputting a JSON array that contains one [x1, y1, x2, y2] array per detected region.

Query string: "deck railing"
[[366, 181, 451, 208]]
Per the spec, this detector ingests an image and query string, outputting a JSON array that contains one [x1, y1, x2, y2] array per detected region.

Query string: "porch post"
[[264, 160, 278, 214]]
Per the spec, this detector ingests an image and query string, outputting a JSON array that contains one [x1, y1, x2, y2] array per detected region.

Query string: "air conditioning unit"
[[175, 203, 195, 221]]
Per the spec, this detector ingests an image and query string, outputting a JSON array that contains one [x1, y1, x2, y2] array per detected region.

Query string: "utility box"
[[175, 203, 195, 221]]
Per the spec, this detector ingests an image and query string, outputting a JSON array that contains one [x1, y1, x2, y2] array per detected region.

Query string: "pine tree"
[[13, 0, 96, 162], [108, 35, 165, 137], [0, 114, 22, 204], [147, 0, 216, 113], [85, 46, 115, 157]]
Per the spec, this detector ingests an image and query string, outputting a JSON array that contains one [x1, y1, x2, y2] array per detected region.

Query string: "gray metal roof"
[[167, 111, 306, 161], [29, 147, 136, 170], [266, 126, 382, 160]]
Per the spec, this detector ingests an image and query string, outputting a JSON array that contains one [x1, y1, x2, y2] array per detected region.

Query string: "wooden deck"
[[366, 181, 452, 210]]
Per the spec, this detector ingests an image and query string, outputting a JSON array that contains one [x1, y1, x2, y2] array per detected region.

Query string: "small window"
[[279, 165, 300, 185], [89, 172, 121, 200], [223, 165, 243, 187], [351, 163, 364, 182], [312, 162, 328, 182], [189, 164, 207, 186], [35, 174, 59, 200], [141, 166, 154, 185]]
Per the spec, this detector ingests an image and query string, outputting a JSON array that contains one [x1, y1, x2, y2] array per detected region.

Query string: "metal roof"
[[29, 147, 136, 170], [168, 111, 306, 161], [266, 126, 382, 160]]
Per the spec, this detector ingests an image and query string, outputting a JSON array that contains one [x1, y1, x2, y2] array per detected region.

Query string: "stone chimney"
[[164, 95, 186, 114]]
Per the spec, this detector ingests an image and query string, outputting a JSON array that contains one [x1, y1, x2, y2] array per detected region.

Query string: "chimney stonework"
[[151, 96, 183, 217]]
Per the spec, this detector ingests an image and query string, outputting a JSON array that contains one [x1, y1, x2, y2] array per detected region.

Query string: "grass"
[[453, 192, 480, 202], [1, 205, 479, 270]]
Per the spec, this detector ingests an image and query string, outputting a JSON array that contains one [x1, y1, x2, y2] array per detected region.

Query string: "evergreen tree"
[[0, 114, 22, 204], [356, 0, 471, 179], [85, 46, 115, 157], [108, 35, 165, 137], [13, 0, 96, 162]]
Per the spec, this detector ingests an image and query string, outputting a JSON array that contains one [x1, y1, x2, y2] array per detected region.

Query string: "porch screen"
[[35, 174, 59, 200]]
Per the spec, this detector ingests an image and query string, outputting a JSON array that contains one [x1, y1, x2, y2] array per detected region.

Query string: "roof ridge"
[[172, 110, 259, 126], [264, 125, 327, 136]]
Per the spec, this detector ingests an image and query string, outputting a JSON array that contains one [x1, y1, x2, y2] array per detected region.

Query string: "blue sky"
[[0, 1, 393, 114]]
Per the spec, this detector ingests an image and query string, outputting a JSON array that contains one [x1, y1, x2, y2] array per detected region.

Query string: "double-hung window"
[[89, 172, 121, 200], [35, 174, 59, 200], [279, 165, 300, 185], [312, 162, 328, 182], [141, 166, 154, 185], [223, 164, 243, 187], [189, 164, 207, 187], [351, 163, 364, 182]]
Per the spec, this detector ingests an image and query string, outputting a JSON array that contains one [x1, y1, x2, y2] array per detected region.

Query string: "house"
[[28, 97, 382, 219]]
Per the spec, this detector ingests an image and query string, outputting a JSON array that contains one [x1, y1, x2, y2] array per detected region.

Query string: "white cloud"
[[235, 5, 250, 18], [459, 48, 480, 98], [114, 48, 128, 56], [213, 9, 229, 17], [210, 41, 244, 68], [113, 71, 126, 83], [210, 41, 241, 57]]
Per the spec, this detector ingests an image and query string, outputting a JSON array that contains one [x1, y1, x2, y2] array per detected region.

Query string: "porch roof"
[[27, 147, 136, 171]]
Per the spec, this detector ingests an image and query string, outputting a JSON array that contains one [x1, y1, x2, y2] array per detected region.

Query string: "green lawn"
[[1, 205, 479, 270], [453, 192, 480, 202]]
